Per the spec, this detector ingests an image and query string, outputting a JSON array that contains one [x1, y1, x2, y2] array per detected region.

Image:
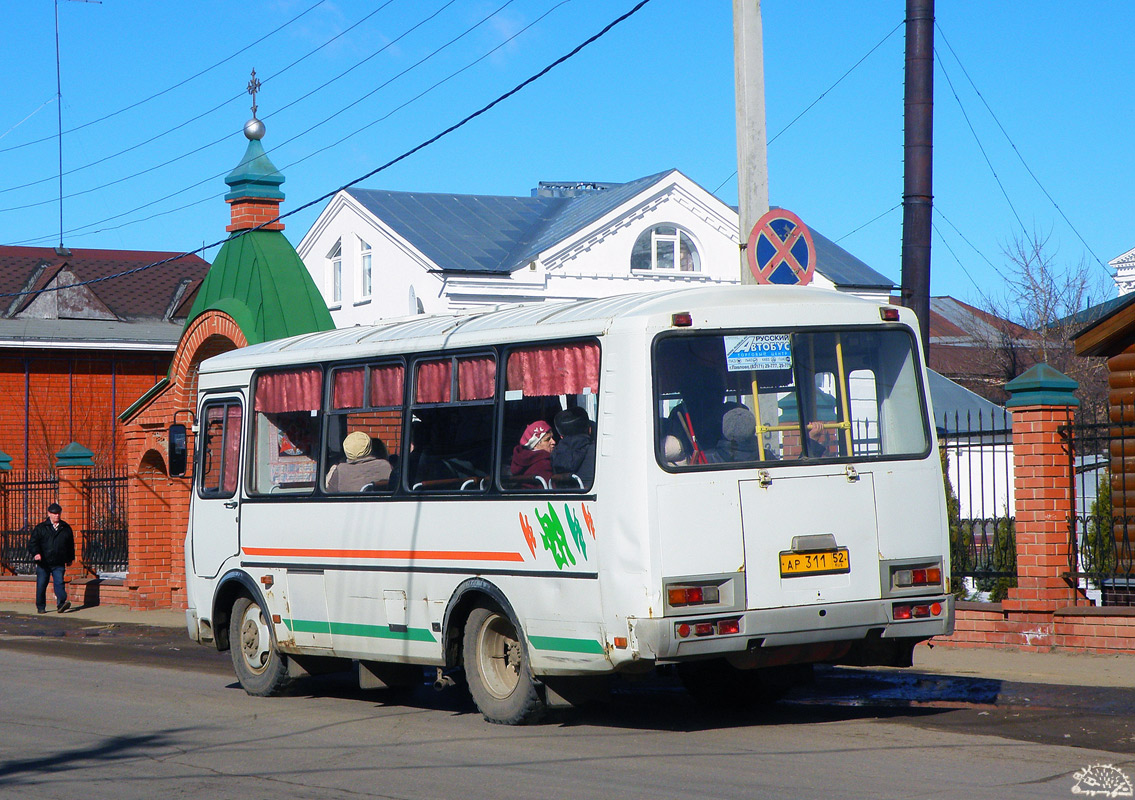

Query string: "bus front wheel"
[[230, 595, 291, 697], [463, 605, 544, 725]]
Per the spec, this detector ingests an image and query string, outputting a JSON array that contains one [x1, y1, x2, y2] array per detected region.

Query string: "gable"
[[16, 265, 117, 320]]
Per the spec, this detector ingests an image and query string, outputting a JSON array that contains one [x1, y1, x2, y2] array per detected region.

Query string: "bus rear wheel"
[[463, 605, 544, 725], [230, 595, 291, 697]]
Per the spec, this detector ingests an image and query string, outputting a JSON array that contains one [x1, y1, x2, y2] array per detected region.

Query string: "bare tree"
[[979, 228, 1108, 414]]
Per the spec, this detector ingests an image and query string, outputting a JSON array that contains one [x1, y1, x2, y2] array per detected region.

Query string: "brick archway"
[[119, 309, 248, 608]]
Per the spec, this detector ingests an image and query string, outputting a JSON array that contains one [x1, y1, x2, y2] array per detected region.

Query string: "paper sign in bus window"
[[723, 334, 792, 371]]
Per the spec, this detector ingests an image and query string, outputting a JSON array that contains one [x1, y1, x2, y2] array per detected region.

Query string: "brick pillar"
[[1001, 365, 1087, 615], [55, 442, 95, 591]]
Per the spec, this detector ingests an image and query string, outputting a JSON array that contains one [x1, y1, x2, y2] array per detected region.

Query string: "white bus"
[[180, 285, 952, 724]]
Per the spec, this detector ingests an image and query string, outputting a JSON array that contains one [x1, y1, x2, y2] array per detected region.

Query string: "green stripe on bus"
[[528, 635, 605, 655], [284, 618, 436, 643]]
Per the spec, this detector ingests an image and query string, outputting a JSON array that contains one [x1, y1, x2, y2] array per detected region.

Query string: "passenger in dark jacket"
[[510, 420, 554, 483], [28, 502, 74, 613], [551, 406, 596, 486], [706, 407, 762, 464]]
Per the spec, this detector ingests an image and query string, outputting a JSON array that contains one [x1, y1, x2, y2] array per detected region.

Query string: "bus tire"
[[463, 605, 544, 725], [230, 595, 291, 697]]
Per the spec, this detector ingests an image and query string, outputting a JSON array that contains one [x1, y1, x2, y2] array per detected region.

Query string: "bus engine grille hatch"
[[739, 472, 880, 611]]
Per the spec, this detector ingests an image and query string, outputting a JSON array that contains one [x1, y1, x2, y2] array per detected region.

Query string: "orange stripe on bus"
[[241, 547, 525, 563]]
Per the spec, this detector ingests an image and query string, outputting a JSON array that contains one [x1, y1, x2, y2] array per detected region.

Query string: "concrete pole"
[[733, 0, 770, 284]]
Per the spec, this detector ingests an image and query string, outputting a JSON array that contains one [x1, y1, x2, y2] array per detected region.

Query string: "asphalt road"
[[2, 611, 1134, 799]]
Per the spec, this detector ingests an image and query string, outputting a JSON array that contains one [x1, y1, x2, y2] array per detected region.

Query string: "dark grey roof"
[[927, 368, 1009, 429], [808, 225, 895, 290], [345, 176, 894, 289]]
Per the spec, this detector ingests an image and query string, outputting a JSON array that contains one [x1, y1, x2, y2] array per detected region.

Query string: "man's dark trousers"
[[35, 565, 67, 612]]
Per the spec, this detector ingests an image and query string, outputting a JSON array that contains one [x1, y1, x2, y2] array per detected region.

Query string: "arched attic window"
[[630, 225, 701, 273]]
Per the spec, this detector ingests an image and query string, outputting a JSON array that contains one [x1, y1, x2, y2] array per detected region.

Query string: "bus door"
[[192, 396, 244, 578]]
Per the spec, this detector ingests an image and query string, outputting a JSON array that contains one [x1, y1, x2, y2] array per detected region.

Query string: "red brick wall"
[[938, 603, 1135, 655], [0, 351, 167, 473]]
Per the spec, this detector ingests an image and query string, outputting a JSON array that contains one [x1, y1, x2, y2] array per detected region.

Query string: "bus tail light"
[[880, 307, 900, 321], [892, 565, 943, 588], [672, 312, 693, 327], [667, 584, 721, 607], [893, 602, 943, 621], [674, 618, 741, 639], [716, 618, 740, 635]]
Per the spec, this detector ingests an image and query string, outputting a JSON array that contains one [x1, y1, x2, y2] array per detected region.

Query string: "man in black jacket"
[[29, 502, 74, 613]]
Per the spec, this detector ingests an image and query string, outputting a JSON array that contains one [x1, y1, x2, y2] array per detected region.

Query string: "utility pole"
[[901, 0, 934, 354], [54, 0, 101, 257], [733, 0, 770, 284]]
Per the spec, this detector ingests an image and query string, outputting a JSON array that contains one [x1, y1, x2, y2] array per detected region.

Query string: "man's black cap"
[[47, 503, 62, 514]]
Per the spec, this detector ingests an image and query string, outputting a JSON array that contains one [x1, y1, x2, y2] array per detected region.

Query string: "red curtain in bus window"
[[369, 364, 405, 407], [415, 360, 451, 403], [331, 367, 364, 410], [507, 343, 599, 396], [458, 356, 495, 400], [255, 368, 322, 412], [223, 403, 242, 495]]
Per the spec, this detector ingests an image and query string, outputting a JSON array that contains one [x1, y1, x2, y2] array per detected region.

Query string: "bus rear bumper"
[[635, 594, 953, 663]]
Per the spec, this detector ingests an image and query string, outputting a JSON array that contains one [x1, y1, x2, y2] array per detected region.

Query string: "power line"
[[10, 0, 565, 246], [712, 19, 903, 196], [930, 218, 982, 293], [935, 22, 1112, 279], [834, 203, 900, 243], [0, 0, 655, 281], [933, 205, 1009, 283], [0, 0, 402, 199], [3, 0, 498, 231], [933, 48, 1027, 236], [0, 0, 328, 156]]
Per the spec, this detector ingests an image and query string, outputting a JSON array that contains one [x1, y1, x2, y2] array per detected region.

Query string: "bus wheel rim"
[[239, 603, 271, 675], [478, 613, 521, 700]]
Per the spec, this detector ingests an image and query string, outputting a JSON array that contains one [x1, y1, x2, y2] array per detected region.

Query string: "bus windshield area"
[[654, 328, 930, 468]]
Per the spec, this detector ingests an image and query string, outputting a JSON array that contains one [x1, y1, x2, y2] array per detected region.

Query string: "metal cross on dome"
[[247, 69, 262, 119]]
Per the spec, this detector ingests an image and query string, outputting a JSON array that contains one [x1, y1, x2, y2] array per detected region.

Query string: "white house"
[[296, 169, 896, 326]]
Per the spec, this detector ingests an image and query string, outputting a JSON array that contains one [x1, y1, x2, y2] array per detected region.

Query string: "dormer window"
[[359, 238, 372, 300], [328, 240, 342, 305], [631, 225, 701, 272]]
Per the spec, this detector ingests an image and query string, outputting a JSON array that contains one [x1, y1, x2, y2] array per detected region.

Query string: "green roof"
[[184, 230, 334, 345]]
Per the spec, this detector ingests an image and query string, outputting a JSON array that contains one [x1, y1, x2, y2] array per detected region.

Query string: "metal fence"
[[1060, 406, 1135, 606], [82, 468, 129, 575], [0, 472, 60, 575], [938, 409, 1016, 598]]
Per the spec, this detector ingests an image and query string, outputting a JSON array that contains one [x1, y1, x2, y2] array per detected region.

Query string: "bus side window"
[[409, 355, 495, 492], [323, 363, 403, 494], [501, 342, 600, 492], [249, 367, 323, 495]]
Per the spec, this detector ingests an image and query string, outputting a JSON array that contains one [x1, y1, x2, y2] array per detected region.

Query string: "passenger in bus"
[[662, 435, 689, 467], [706, 407, 761, 463], [666, 365, 742, 464], [326, 430, 392, 492], [551, 406, 595, 483], [509, 420, 554, 481], [805, 420, 833, 457]]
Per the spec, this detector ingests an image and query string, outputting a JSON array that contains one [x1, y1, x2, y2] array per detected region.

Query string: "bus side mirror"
[[169, 423, 188, 477]]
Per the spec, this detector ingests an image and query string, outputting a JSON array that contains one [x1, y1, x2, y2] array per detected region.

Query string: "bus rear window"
[[654, 329, 929, 468]]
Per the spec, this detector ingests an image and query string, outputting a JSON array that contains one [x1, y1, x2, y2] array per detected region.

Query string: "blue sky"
[[0, 0, 1130, 306]]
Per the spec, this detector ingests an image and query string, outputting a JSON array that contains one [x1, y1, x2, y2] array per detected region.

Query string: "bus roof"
[[198, 285, 901, 374]]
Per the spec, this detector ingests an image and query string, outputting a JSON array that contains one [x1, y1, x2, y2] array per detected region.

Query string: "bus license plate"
[[779, 548, 850, 577]]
